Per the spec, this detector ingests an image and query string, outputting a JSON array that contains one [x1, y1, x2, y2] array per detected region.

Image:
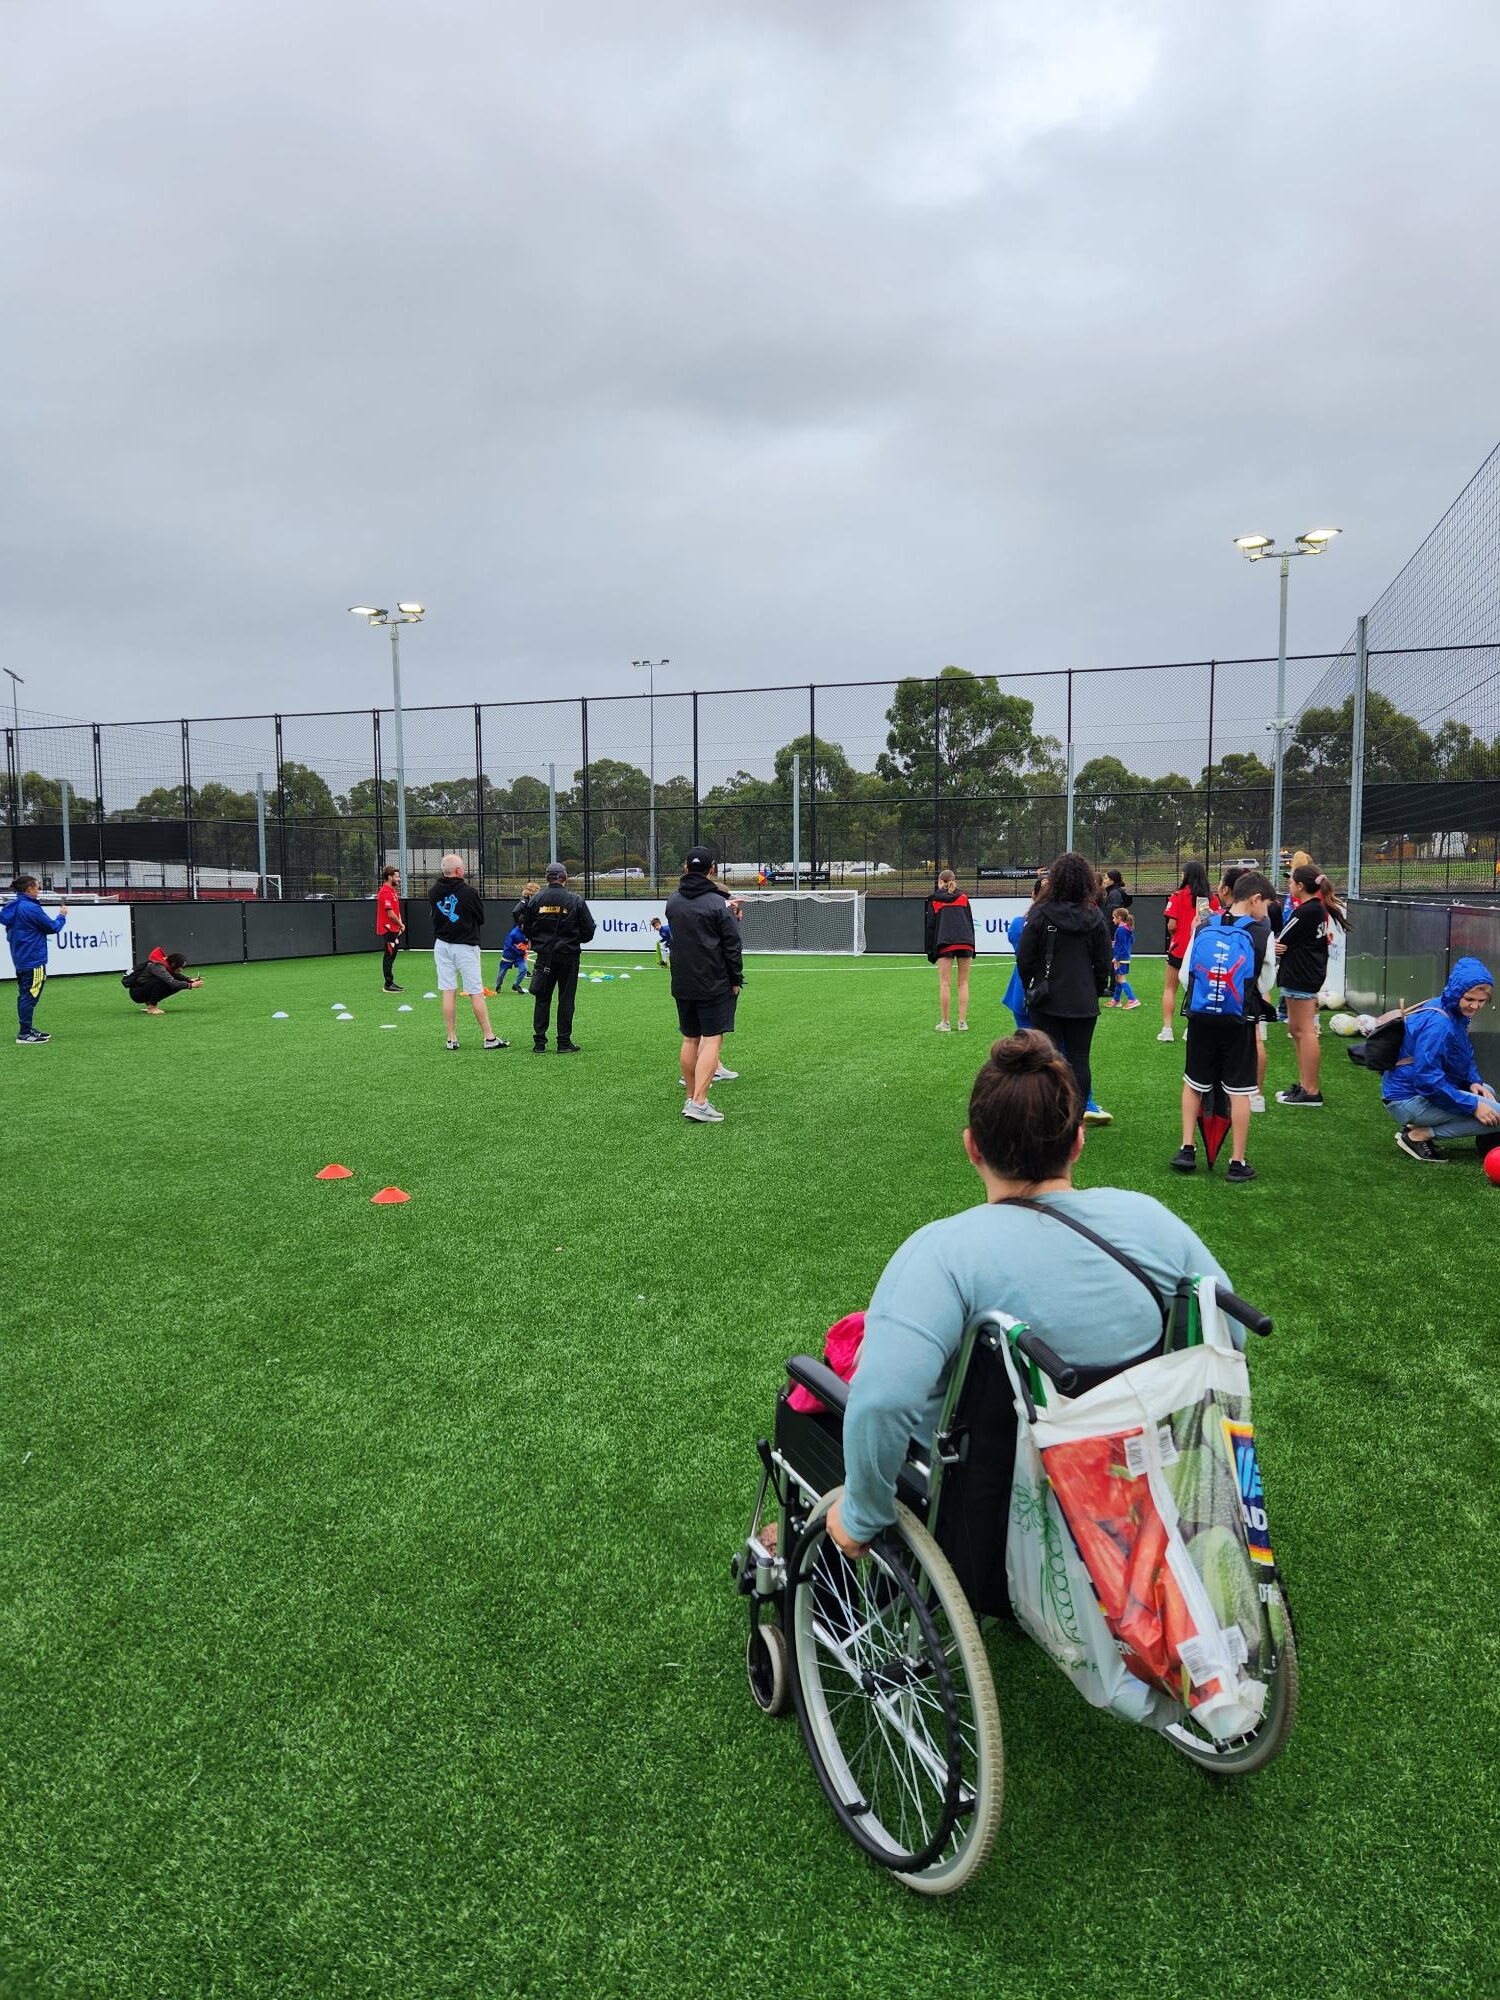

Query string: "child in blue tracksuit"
[[1108, 906, 1138, 1007], [495, 923, 530, 994], [2, 877, 67, 1043], [652, 915, 671, 967]]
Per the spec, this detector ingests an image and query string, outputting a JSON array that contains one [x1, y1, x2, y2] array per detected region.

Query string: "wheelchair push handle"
[[1014, 1330, 1079, 1397], [1214, 1286, 1273, 1338]]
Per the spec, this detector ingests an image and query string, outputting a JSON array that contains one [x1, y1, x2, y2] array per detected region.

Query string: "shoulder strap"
[[999, 1197, 1170, 1336]]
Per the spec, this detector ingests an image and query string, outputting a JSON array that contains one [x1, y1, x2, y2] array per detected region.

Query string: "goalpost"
[[728, 889, 865, 954]]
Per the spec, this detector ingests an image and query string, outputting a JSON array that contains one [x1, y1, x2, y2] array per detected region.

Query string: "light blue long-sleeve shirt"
[[840, 1190, 1231, 1544]]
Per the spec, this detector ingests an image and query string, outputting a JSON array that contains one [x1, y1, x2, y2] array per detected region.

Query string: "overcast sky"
[[7, 0, 1500, 737]]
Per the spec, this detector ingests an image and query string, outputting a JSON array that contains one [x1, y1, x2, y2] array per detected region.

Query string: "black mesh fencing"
[[4, 650, 1497, 902]]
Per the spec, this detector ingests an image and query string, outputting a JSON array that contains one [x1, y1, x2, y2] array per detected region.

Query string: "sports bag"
[[1185, 917, 1255, 1019], [1357, 1001, 1438, 1073], [1022, 922, 1056, 1012]]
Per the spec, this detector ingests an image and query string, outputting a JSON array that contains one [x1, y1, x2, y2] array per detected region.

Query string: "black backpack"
[[1351, 1001, 1439, 1073]]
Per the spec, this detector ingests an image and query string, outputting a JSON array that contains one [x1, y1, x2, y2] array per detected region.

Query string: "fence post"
[[5, 729, 18, 879], [372, 710, 385, 866], [792, 754, 802, 884], [181, 719, 195, 896], [691, 691, 700, 846], [474, 704, 485, 883], [548, 763, 558, 863], [931, 677, 942, 877], [92, 723, 106, 891], [60, 779, 72, 891], [808, 686, 818, 885], [1204, 659, 1216, 871], [1347, 614, 1368, 898], [256, 773, 269, 895], [274, 714, 289, 891], [580, 697, 591, 894]]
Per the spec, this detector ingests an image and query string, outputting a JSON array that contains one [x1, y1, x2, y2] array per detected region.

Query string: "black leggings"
[[381, 935, 401, 986], [1029, 1010, 1098, 1108]]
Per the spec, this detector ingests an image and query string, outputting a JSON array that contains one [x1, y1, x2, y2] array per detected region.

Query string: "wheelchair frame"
[[731, 1292, 1298, 1896]]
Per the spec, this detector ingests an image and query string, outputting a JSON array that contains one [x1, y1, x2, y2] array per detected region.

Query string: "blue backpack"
[[1185, 916, 1256, 1018]]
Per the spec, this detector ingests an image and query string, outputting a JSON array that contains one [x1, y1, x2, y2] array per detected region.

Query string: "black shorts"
[[676, 992, 737, 1038], [1166, 950, 1185, 972], [1184, 1014, 1258, 1097]]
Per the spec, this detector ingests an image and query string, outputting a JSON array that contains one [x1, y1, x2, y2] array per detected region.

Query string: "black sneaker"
[[556, 1041, 581, 1054], [1226, 1159, 1258, 1183], [1169, 1144, 1197, 1173], [1275, 1086, 1324, 1107], [532, 1042, 548, 1054], [15, 1029, 49, 1045], [1395, 1127, 1446, 1164], [385, 983, 404, 993]]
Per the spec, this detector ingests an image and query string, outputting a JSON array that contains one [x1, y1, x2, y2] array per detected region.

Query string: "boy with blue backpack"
[[1170, 871, 1275, 1182]]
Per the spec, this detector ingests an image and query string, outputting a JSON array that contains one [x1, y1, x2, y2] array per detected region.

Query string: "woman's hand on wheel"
[[826, 1500, 870, 1560]]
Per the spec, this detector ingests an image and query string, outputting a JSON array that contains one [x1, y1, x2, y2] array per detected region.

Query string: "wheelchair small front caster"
[[746, 1620, 790, 1717]]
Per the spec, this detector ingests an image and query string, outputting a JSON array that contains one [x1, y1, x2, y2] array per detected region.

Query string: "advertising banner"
[[969, 898, 1032, 953], [587, 901, 669, 951], [0, 903, 135, 979]]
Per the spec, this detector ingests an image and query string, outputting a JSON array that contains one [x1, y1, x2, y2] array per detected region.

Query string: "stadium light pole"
[[350, 605, 425, 879], [4, 668, 23, 822], [632, 658, 669, 891], [1232, 531, 1341, 874]]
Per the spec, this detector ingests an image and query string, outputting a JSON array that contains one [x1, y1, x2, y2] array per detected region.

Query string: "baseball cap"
[[544, 861, 567, 882], [683, 846, 716, 873]]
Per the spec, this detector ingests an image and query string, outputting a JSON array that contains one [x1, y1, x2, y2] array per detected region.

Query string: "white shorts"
[[434, 940, 484, 995]]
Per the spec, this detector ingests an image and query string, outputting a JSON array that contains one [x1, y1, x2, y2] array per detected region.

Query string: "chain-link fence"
[[4, 648, 1497, 901]]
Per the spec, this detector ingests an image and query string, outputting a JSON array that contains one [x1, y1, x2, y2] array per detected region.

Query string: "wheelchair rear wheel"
[[1160, 1580, 1299, 1777], [787, 1492, 1003, 1895]]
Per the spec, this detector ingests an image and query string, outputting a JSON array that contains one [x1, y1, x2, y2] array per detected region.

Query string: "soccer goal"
[[730, 889, 865, 954]]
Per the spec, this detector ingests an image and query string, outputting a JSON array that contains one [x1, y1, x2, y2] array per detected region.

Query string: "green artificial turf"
[[2, 951, 1496, 1999]]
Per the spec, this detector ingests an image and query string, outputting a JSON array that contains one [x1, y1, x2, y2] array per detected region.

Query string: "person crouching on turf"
[[126, 949, 203, 1014], [1107, 906, 1138, 1008], [1384, 956, 1500, 1164], [2, 876, 66, 1045], [1171, 871, 1275, 1183], [495, 921, 530, 995], [651, 914, 671, 967]]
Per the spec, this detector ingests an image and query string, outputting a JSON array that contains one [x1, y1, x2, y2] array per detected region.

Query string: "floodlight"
[[397, 602, 425, 615], [1232, 535, 1274, 553], [1297, 528, 1341, 547], [349, 606, 385, 618]]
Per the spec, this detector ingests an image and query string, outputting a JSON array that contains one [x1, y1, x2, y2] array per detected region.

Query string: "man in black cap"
[[520, 862, 596, 1053], [666, 846, 744, 1123]]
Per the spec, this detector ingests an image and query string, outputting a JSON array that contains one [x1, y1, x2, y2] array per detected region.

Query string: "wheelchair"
[[731, 1289, 1299, 1896]]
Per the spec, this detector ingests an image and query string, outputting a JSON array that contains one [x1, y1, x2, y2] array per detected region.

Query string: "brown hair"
[[381, 865, 399, 883], [936, 869, 957, 891], [968, 1030, 1082, 1183], [1044, 851, 1098, 907], [1292, 862, 1348, 930], [1231, 871, 1274, 904]]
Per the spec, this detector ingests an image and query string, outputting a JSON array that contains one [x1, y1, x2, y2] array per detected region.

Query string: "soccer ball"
[[1322, 992, 1346, 1012], [1328, 1012, 1360, 1038]]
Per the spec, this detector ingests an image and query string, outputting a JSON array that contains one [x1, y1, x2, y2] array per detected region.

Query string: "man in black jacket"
[[665, 847, 744, 1123], [521, 862, 596, 1053], [430, 856, 509, 1052]]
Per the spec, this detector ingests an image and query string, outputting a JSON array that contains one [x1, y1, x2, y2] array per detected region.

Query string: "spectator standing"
[[1101, 868, 1132, 919], [2, 877, 66, 1044], [1002, 875, 1048, 1030], [428, 855, 508, 1053], [1171, 872, 1276, 1182], [1218, 864, 1271, 1111], [522, 862, 595, 1054], [1275, 865, 1347, 1108], [1015, 851, 1113, 1122], [376, 865, 405, 991], [666, 847, 744, 1124], [1107, 906, 1139, 1007], [925, 869, 976, 1032], [1159, 861, 1219, 1043]]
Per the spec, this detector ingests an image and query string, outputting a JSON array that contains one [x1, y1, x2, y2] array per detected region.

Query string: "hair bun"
[[989, 1029, 1056, 1074]]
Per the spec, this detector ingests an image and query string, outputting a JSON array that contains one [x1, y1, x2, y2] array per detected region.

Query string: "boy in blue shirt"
[[652, 915, 671, 967], [2, 877, 67, 1043], [1108, 905, 1139, 1008], [495, 923, 530, 994]]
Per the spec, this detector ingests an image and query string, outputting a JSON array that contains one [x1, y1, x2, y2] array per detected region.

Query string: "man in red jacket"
[[375, 865, 405, 991]]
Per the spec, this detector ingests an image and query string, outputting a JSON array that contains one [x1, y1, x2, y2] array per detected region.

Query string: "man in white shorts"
[[428, 855, 508, 1052]]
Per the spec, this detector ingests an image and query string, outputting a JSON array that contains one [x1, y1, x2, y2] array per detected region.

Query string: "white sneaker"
[[1250, 1092, 1267, 1113], [682, 1099, 724, 1122], [956, 1021, 969, 1032], [446, 1038, 460, 1051], [713, 1064, 738, 1080], [1156, 1026, 1174, 1043], [935, 1022, 952, 1033]]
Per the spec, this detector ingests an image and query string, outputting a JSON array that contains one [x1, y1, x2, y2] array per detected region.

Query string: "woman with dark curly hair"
[[1015, 850, 1114, 1122]]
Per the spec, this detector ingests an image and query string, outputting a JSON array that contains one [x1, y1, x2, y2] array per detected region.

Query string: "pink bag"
[[787, 1312, 866, 1414]]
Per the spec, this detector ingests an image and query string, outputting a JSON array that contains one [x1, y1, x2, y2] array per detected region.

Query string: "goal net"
[[729, 889, 864, 954]]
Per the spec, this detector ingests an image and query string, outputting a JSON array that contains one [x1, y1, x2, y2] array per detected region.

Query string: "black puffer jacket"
[[924, 888, 976, 962], [664, 872, 744, 1000], [1015, 899, 1112, 1018]]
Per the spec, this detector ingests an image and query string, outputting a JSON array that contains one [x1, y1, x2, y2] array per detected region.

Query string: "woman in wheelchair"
[[829, 1028, 1232, 1560], [736, 1030, 1291, 1895]]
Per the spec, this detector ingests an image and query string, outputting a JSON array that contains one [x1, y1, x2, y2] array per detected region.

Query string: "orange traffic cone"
[[316, 1164, 354, 1180], [370, 1187, 411, 1205]]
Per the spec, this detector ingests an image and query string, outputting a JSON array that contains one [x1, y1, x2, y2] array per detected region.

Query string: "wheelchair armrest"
[[784, 1355, 851, 1417], [1215, 1286, 1273, 1338]]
